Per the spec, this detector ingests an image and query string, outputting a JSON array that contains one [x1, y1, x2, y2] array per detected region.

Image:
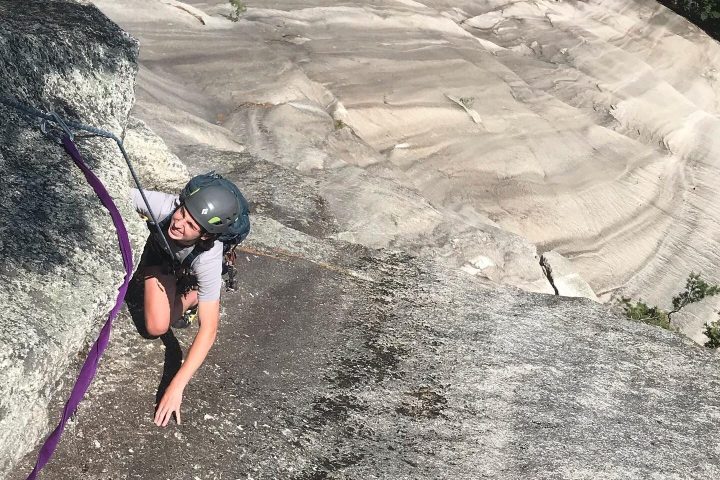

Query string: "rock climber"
[[131, 172, 249, 427]]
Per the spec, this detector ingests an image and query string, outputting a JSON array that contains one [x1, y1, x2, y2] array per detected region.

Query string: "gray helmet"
[[183, 183, 241, 235]]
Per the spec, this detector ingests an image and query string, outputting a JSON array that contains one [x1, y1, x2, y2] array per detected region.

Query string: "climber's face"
[[168, 205, 204, 244]]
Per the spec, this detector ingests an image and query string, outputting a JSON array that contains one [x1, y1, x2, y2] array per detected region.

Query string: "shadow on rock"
[[124, 269, 183, 408], [155, 331, 183, 407], [0, 114, 95, 275]]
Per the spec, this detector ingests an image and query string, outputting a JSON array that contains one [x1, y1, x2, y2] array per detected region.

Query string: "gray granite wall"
[[0, 0, 145, 475]]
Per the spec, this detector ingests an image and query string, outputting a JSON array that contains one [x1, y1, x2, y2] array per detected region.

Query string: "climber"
[[132, 172, 249, 427]]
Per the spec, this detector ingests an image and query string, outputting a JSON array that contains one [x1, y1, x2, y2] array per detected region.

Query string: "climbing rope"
[[0, 96, 162, 479]]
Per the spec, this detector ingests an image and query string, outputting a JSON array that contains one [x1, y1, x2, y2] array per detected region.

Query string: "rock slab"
[[9, 237, 720, 479]]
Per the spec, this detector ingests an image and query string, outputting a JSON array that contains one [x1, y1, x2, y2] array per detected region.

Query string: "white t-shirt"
[[131, 188, 224, 301]]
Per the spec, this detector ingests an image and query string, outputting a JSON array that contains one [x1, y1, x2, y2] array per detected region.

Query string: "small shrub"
[[458, 97, 475, 109], [705, 320, 720, 348], [619, 298, 671, 330], [701, 3, 720, 21], [659, 0, 720, 39], [674, 0, 720, 20], [229, 0, 247, 21], [669, 272, 720, 318], [620, 273, 720, 345]]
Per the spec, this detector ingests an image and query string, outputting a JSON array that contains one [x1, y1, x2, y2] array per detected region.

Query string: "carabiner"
[[39, 118, 63, 145], [50, 111, 75, 141]]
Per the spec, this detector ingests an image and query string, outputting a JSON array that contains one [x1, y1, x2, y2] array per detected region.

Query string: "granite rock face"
[[177, 143, 556, 295], [0, 0, 144, 475], [123, 116, 190, 192], [9, 173, 720, 479], [5, 1, 720, 479], [100, 0, 720, 328]]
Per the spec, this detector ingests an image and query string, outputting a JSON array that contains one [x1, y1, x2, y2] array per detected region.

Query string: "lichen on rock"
[[0, 0, 146, 475]]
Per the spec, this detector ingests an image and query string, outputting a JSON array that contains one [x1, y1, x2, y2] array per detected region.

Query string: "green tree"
[[620, 298, 671, 330], [660, 0, 720, 39], [619, 273, 720, 337], [669, 272, 720, 320], [704, 320, 720, 348]]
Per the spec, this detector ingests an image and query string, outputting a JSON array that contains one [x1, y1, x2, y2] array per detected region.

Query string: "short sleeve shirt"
[[131, 189, 224, 302]]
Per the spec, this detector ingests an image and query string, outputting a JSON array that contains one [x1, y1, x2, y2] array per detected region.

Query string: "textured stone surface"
[[9, 226, 720, 479], [8, 126, 720, 479], [0, 0, 144, 475], [123, 116, 190, 192], [92, 0, 558, 295], [95, 0, 720, 323], [177, 143, 554, 294], [6, 0, 720, 478]]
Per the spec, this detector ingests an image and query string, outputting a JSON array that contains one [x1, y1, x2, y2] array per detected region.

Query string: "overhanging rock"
[[0, 0, 145, 475]]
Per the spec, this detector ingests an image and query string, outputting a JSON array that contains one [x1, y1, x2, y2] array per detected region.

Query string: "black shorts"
[[139, 237, 198, 294], [139, 236, 172, 271]]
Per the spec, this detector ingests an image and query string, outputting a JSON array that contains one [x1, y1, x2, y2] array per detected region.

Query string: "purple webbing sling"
[[26, 135, 134, 479]]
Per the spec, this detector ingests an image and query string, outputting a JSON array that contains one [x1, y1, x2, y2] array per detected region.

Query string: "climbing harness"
[[225, 244, 239, 291], [0, 96, 153, 479]]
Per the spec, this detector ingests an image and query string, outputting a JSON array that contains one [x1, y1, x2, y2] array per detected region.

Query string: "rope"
[[0, 96, 173, 477], [25, 134, 134, 480], [0, 96, 178, 267]]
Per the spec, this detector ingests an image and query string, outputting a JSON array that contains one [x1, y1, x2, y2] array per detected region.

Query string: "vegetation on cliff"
[[621, 272, 720, 348], [658, 0, 720, 38]]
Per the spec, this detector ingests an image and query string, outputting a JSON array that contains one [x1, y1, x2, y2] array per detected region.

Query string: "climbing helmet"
[[181, 177, 242, 235]]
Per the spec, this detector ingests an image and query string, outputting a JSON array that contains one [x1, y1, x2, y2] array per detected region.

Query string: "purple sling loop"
[[26, 134, 134, 479]]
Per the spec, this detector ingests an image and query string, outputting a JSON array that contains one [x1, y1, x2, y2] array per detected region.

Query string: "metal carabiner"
[[50, 111, 75, 142], [39, 118, 63, 145]]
